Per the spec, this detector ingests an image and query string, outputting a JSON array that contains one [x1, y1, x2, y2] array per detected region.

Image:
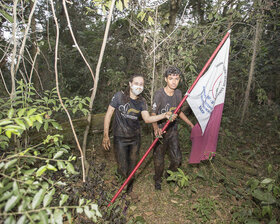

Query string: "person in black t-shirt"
[[102, 74, 177, 193], [152, 66, 194, 190]]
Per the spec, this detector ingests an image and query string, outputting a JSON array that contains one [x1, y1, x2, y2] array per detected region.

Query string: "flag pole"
[[108, 30, 231, 207]]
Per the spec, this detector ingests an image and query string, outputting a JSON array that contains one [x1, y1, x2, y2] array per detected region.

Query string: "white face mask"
[[131, 85, 144, 96]]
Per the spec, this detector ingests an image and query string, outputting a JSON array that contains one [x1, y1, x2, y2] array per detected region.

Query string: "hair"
[[164, 66, 182, 77], [123, 73, 144, 103]]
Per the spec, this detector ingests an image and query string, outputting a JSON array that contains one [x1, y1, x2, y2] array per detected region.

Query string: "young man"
[[151, 66, 194, 190]]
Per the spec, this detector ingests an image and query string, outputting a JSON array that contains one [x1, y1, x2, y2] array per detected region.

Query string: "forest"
[[0, 0, 279, 223]]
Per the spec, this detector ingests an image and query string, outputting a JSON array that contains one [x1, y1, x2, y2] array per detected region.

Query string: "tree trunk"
[[30, 0, 41, 91], [241, 0, 263, 123], [167, 0, 181, 33], [82, 0, 116, 177], [10, 0, 19, 100]]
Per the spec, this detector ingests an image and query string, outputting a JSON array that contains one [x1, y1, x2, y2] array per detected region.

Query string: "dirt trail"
[[92, 133, 235, 224]]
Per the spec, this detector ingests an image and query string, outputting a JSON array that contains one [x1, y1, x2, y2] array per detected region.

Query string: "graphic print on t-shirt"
[[118, 103, 140, 120], [160, 104, 176, 114]]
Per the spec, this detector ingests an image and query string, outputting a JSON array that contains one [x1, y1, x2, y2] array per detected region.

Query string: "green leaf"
[[5, 125, 25, 130], [51, 122, 62, 130], [141, 12, 146, 21], [261, 178, 274, 185], [27, 108, 37, 116], [4, 159, 17, 169], [7, 108, 14, 119], [123, 0, 129, 8], [116, 0, 123, 11], [148, 16, 154, 26], [38, 211, 48, 224], [66, 212, 72, 224], [0, 9, 14, 23], [4, 195, 21, 212], [44, 122, 49, 131], [34, 122, 42, 132], [31, 188, 46, 209], [79, 198, 84, 206], [54, 209, 64, 224], [36, 165, 47, 177], [252, 189, 276, 204], [17, 215, 27, 224], [66, 162, 77, 174], [57, 161, 66, 170], [13, 181, 20, 196], [84, 205, 92, 218], [59, 194, 69, 206], [0, 120, 13, 126], [24, 117, 33, 127], [15, 119, 26, 129], [46, 164, 57, 171], [35, 114, 43, 123], [4, 216, 16, 224], [0, 191, 13, 202], [53, 151, 64, 159], [5, 130, 12, 138], [77, 207, 83, 214], [43, 188, 55, 207], [17, 108, 26, 118]]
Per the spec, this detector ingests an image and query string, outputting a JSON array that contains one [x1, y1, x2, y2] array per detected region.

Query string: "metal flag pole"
[[108, 30, 231, 207]]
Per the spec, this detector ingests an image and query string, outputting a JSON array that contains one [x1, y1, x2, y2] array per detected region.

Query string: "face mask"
[[131, 85, 144, 96]]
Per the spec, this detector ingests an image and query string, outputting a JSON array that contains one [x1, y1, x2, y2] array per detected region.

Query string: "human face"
[[165, 74, 180, 90], [129, 76, 144, 96]]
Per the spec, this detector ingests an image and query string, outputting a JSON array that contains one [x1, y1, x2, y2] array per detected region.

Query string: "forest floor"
[[73, 106, 280, 223]]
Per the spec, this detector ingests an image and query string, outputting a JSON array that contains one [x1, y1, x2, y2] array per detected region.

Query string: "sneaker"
[[155, 182, 161, 191]]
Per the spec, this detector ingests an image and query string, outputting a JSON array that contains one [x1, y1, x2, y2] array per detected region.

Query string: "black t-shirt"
[[110, 91, 148, 137], [152, 88, 183, 133]]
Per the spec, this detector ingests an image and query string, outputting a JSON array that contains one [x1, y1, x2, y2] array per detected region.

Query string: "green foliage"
[[256, 88, 268, 105], [232, 174, 280, 223], [167, 168, 190, 188], [0, 82, 101, 223], [246, 176, 280, 219], [0, 134, 102, 223], [192, 197, 216, 223]]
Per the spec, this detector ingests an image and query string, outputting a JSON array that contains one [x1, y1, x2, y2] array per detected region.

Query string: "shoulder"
[[113, 91, 124, 100], [139, 97, 147, 106], [175, 89, 182, 97], [115, 91, 124, 97], [110, 91, 123, 106], [154, 87, 164, 96], [175, 89, 182, 95]]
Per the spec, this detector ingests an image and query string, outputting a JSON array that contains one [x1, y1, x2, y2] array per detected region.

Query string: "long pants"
[[153, 132, 182, 184], [113, 135, 141, 189]]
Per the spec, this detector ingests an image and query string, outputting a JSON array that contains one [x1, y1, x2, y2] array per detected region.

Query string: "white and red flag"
[[187, 36, 230, 164]]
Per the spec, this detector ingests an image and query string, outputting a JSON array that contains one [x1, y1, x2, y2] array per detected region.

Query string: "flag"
[[187, 36, 230, 164]]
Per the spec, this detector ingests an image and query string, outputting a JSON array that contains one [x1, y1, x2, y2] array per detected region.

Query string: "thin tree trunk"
[[82, 0, 116, 176], [167, 0, 181, 33], [30, 0, 41, 91], [50, 0, 86, 182], [150, 7, 158, 106], [241, 0, 263, 123], [14, 0, 37, 75], [10, 0, 19, 100]]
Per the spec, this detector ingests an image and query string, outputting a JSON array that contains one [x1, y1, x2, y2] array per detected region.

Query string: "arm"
[[102, 105, 115, 150], [141, 110, 172, 124], [179, 111, 194, 128], [151, 112, 161, 137]]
